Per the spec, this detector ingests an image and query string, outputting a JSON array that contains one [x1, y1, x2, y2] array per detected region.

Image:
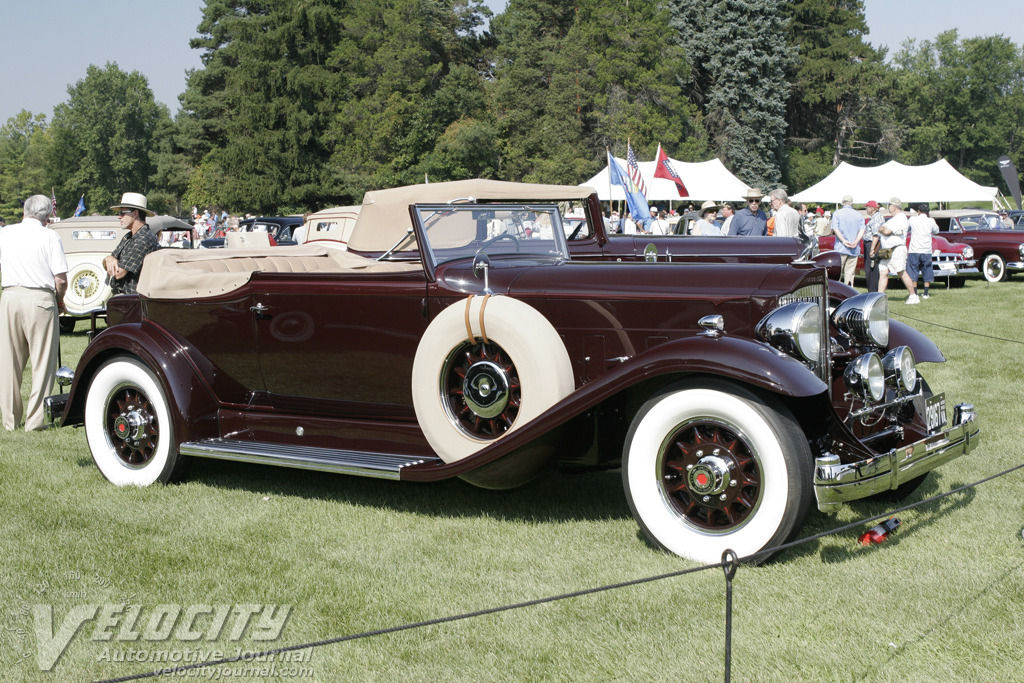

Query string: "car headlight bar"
[[882, 345, 917, 394]]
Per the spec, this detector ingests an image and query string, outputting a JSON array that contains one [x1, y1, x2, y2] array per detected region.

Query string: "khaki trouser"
[[0, 287, 59, 431]]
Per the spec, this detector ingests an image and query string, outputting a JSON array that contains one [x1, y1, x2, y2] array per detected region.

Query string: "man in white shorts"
[[875, 197, 918, 303]]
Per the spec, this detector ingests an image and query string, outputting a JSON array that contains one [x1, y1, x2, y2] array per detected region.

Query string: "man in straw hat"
[[103, 192, 160, 295], [731, 188, 768, 236]]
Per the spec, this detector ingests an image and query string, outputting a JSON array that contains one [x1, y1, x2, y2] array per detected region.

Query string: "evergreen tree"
[[669, 0, 792, 189], [490, 0, 702, 185], [46, 63, 169, 214]]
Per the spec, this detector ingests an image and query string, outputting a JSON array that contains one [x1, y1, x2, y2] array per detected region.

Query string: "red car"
[[818, 231, 978, 287], [932, 209, 1024, 282], [47, 180, 979, 563]]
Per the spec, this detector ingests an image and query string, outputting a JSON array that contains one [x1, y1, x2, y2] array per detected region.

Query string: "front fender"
[[402, 335, 827, 482], [61, 322, 220, 444]]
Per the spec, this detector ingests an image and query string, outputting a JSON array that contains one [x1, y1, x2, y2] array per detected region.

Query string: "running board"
[[178, 438, 441, 480]]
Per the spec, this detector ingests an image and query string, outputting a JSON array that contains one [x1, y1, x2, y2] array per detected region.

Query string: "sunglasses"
[[748, 199, 760, 204], [119, 209, 135, 217]]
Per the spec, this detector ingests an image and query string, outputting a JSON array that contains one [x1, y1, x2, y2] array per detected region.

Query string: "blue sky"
[[1, 0, 1021, 126]]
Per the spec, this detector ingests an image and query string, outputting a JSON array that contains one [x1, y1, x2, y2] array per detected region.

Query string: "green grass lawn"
[[2, 277, 1023, 682]]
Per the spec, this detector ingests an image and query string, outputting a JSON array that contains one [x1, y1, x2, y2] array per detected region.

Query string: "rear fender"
[[402, 335, 828, 481], [61, 322, 219, 443]]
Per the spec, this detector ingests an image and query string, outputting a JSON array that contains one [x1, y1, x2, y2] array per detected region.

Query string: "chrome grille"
[[780, 283, 830, 386]]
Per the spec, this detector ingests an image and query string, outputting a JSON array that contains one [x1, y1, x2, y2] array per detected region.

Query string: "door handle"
[[250, 302, 270, 318]]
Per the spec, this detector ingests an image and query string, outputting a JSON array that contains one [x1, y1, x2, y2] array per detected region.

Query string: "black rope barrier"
[[892, 311, 1024, 345], [89, 458, 1024, 683]]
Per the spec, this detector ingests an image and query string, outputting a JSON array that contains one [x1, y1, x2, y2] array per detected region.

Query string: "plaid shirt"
[[865, 211, 886, 241], [111, 224, 159, 294]]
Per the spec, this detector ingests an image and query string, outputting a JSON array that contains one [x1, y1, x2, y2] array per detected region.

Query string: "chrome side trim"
[[813, 404, 980, 512], [178, 438, 442, 480]]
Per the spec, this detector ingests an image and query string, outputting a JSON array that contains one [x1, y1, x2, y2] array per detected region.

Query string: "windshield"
[[413, 204, 570, 268]]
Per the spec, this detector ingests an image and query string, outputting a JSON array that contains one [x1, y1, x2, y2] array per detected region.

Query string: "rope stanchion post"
[[721, 549, 738, 683]]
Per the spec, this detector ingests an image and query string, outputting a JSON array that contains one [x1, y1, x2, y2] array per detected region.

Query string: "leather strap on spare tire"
[[412, 295, 574, 463]]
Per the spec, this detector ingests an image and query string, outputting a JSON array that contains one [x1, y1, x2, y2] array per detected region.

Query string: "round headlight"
[[962, 245, 974, 259], [844, 353, 885, 403], [832, 292, 888, 347], [756, 302, 821, 362], [882, 345, 916, 393]]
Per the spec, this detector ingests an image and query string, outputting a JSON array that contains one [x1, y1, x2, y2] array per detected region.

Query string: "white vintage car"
[[54, 215, 193, 333]]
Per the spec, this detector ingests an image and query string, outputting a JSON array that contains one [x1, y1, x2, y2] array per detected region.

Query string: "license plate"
[[925, 393, 947, 433]]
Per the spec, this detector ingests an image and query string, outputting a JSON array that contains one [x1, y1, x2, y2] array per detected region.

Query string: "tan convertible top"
[[137, 245, 418, 299], [346, 179, 597, 253]]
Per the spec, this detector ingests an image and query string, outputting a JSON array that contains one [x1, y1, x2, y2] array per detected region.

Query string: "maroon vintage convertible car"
[[931, 209, 1024, 282], [47, 180, 979, 563]]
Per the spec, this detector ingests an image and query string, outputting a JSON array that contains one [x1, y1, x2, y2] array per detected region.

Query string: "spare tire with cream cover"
[[412, 295, 574, 465]]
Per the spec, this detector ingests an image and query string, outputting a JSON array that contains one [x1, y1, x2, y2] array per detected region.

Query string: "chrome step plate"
[[178, 438, 440, 480]]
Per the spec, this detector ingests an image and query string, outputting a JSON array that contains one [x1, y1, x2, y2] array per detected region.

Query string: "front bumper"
[[814, 404, 979, 512], [1007, 261, 1024, 273]]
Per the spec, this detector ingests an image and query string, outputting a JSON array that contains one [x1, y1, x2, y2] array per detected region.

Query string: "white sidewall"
[[983, 253, 1005, 282], [625, 389, 789, 563], [85, 359, 174, 486], [412, 296, 574, 463]]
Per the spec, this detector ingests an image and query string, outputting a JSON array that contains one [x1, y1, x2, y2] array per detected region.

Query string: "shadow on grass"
[[181, 456, 634, 525]]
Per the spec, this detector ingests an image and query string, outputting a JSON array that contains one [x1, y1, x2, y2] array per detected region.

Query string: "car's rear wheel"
[[85, 357, 186, 486], [412, 296, 573, 464], [623, 381, 812, 564], [58, 317, 76, 334], [982, 253, 1006, 283]]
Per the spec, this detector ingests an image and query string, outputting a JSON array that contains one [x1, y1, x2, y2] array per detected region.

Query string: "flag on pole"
[[608, 150, 650, 223], [653, 144, 689, 198], [74, 195, 86, 217], [50, 189, 58, 218], [626, 141, 648, 198]]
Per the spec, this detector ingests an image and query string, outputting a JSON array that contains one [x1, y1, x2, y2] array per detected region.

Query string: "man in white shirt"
[[0, 194, 69, 430], [768, 189, 801, 238], [907, 203, 940, 299], [875, 197, 918, 302], [719, 203, 735, 235]]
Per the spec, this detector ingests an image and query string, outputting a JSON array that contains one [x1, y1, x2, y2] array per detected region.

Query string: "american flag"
[[626, 142, 647, 197], [50, 189, 58, 218]]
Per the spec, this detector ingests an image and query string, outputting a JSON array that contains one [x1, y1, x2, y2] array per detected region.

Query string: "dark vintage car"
[[817, 231, 978, 288], [931, 209, 1024, 282], [200, 216, 303, 249], [47, 180, 979, 563]]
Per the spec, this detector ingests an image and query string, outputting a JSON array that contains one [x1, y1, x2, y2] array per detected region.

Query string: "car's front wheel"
[[84, 357, 186, 486], [982, 253, 1006, 283], [623, 381, 812, 564]]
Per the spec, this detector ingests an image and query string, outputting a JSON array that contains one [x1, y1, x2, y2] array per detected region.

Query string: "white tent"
[[581, 157, 750, 203], [791, 159, 997, 206]]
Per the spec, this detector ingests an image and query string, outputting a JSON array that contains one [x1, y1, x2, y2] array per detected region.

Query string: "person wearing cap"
[[650, 208, 672, 235], [876, 197, 918, 302], [999, 209, 1013, 229], [693, 200, 722, 236], [768, 189, 801, 238], [0, 194, 69, 431], [814, 207, 830, 237], [907, 203, 939, 299], [830, 194, 865, 287], [102, 192, 160, 295], [732, 188, 768, 236], [863, 200, 885, 292]]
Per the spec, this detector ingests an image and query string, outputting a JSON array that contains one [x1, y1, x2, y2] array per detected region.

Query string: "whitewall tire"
[[623, 381, 812, 564], [85, 357, 184, 486], [412, 296, 574, 463], [982, 253, 1006, 283]]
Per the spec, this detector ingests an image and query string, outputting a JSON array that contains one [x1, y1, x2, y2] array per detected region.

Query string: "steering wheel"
[[477, 233, 520, 253], [567, 221, 586, 241]]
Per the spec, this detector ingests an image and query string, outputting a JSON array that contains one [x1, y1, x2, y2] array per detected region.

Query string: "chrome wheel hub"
[[113, 409, 149, 444], [463, 361, 510, 419], [687, 453, 732, 496]]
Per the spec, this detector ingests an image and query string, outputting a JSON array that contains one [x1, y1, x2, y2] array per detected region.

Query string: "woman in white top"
[[693, 200, 722, 236]]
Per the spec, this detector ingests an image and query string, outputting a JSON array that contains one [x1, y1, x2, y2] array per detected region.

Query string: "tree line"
[[1, 0, 1022, 222]]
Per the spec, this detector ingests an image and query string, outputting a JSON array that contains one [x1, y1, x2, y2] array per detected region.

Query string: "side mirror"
[[472, 253, 492, 295]]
